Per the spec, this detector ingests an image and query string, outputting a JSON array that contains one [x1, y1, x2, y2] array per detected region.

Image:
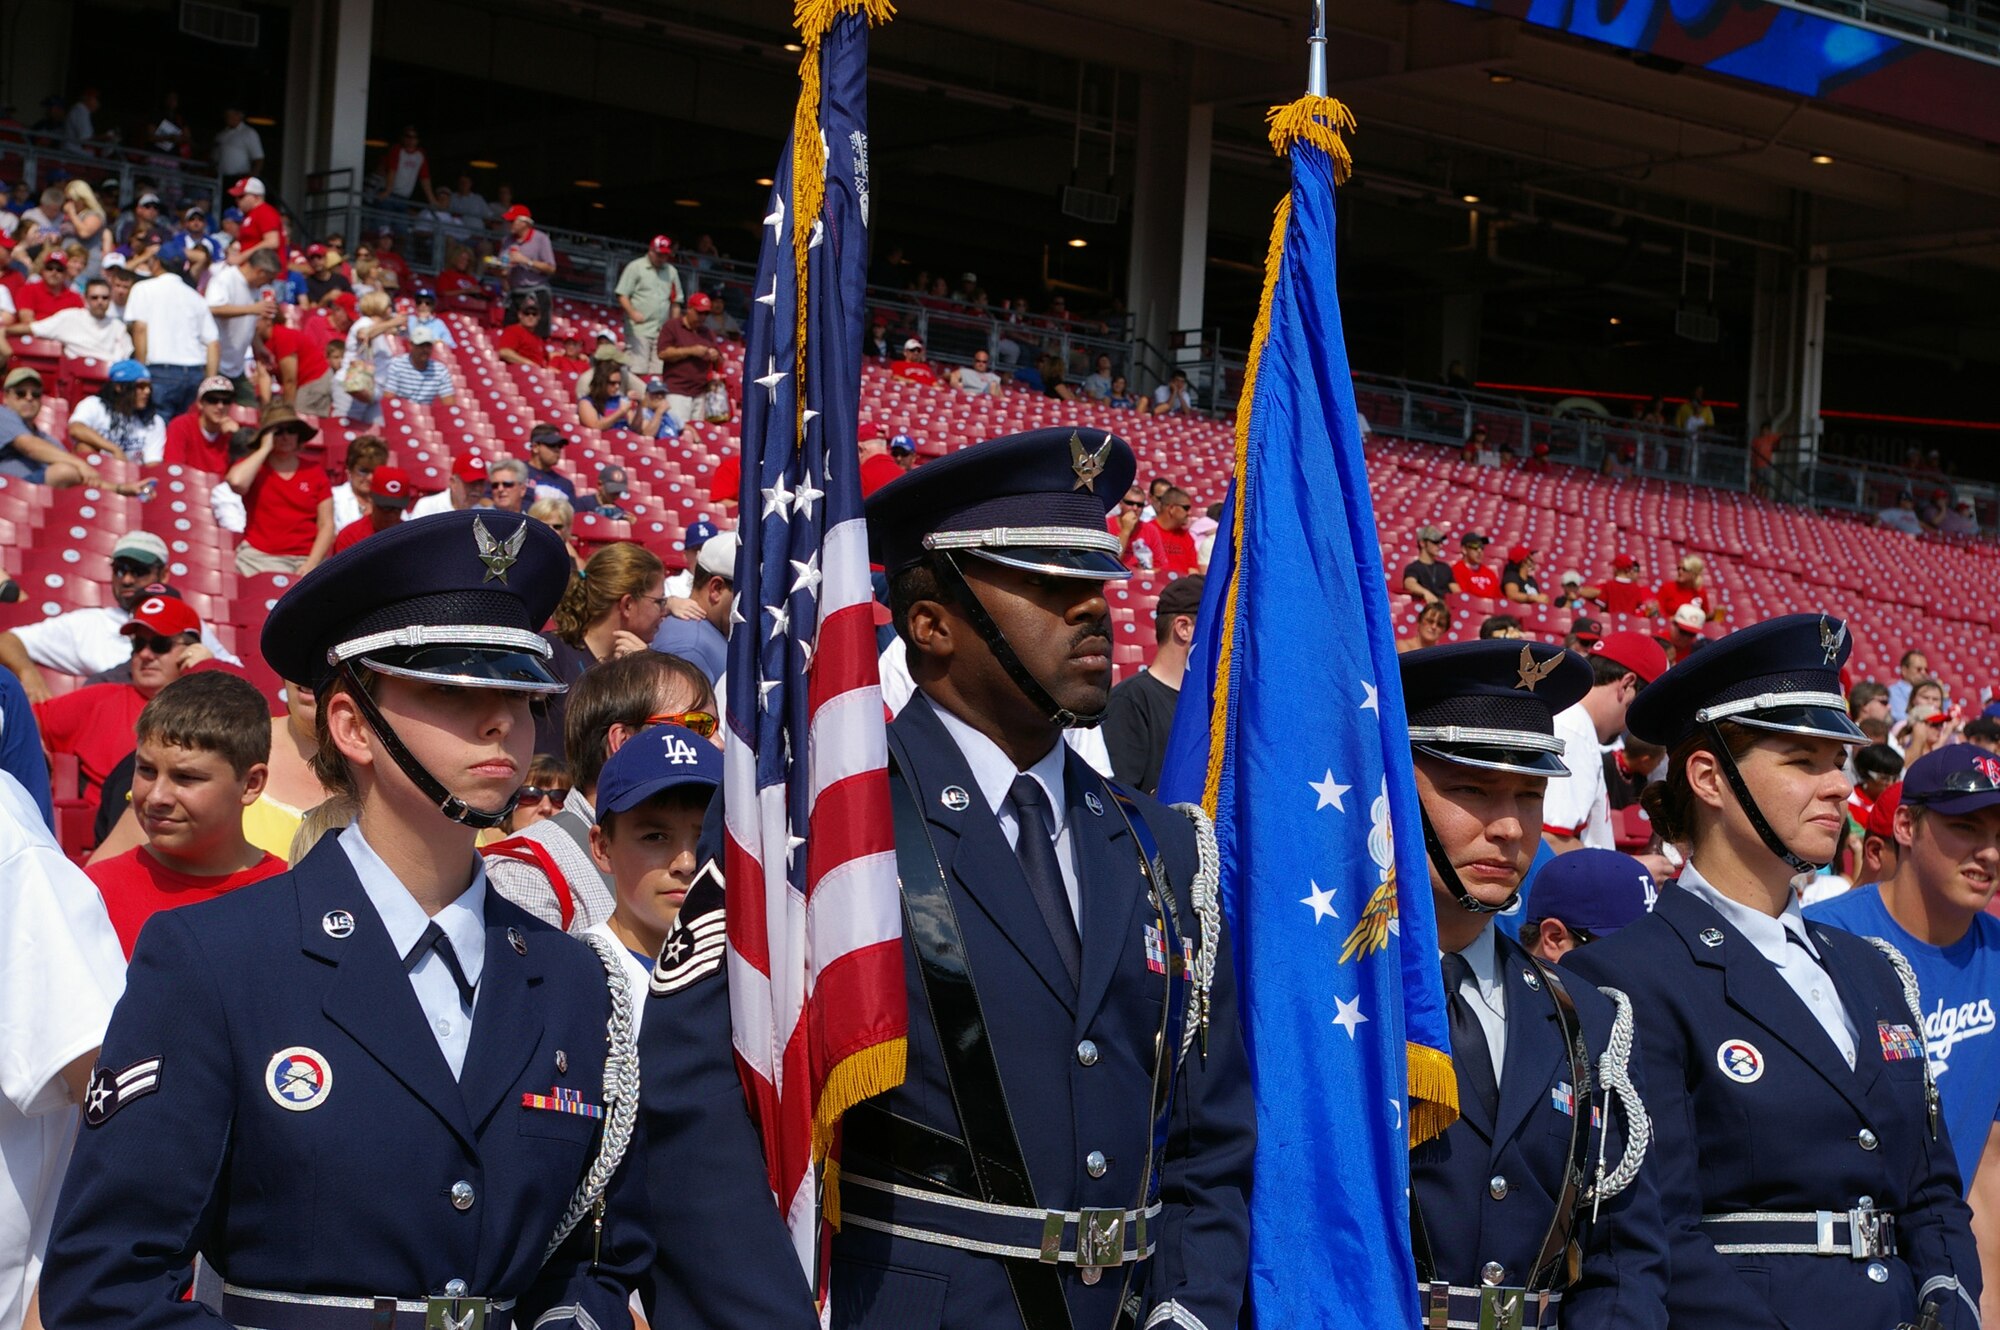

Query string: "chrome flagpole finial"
[[1307, 0, 1328, 96]]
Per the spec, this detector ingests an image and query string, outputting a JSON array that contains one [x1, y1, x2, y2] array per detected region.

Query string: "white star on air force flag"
[[1300, 881, 1339, 923], [1360, 680, 1379, 713], [1332, 995, 1368, 1039], [1310, 769, 1351, 812]]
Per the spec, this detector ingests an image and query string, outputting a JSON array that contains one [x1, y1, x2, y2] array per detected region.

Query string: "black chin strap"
[[930, 551, 1107, 730], [339, 664, 515, 830], [1706, 720, 1824, 876], [1420, 804, 1514, 915]]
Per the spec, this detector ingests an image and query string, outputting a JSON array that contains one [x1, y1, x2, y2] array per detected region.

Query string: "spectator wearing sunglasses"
[[1518, 846, 1658, 966], [0, 532, 238, 705], [506, 754, 574, 834], [0, 366, 150, 494], [486, 651, 717, 933], [1401, 524, 1459, 604], [32, 595, 217, 829]]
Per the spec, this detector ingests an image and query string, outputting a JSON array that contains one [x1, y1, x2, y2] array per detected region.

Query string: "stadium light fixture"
[[574, 180, 602, 189], [1811, 153, 1835, 165], [675, 198, 701, 208], [1461, 193, 1480, 204], [364, 138, 387, 149], [247, 116, 276, 127], [469, 159, 499, 170], [1067, 238, 1088, 248], [783, 41, 803, 51], [1487, 72, 1515, 84], [1608, 316, 1622, 325], [755, 177, 775, 187]]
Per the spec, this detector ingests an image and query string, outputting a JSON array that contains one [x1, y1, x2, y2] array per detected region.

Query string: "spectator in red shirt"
[[84, 670, 286, 956], [1129, 487, 1201, 575], [1654, 553, 1716, 623], [35, 595, 211, 826], [890, 337, 939, 387], [548, 329, 589, 376], [260, 309, 334, 415], [370, 226, 415, 291], [1450, 533, 1503, 598], [226, 176, 286, 268], [656, 292, 722, 423], [495, 296, 548, 367], [857, 423, 904, 497], [158, 375, 239, 473], [707, 451, 739, 516], [226, 404, 334, 576], [1666, 602, 1708, 662], [1596, 553, 1655, 618], [432, 243, 484, 301], [12, 253, 83, 321], [331, 463, 412, 551]]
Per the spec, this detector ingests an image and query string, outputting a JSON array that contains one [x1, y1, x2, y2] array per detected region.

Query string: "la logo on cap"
[[662, 734, 701, 766]]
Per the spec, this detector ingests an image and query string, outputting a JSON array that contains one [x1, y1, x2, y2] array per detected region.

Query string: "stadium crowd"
[[6, 84, 2000, 1330]]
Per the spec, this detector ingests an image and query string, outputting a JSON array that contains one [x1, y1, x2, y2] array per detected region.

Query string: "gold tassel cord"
[[1265, 94, 1356, 183], [1407, 1042, 1459, 1147]]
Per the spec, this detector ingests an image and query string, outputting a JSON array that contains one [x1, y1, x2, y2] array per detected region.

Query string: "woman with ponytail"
[[535, 541, 666, 754], [1565, 613, 1981, 1330]]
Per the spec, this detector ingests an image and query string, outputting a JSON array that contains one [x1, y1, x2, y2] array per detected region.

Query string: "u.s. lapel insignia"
[[321, 909, 355, 939], [555, 1049, 568, 1075], [1522, 968, 1543, 991], [1716, 1039, 1765, 1084], [1084, 791, 1104, 816], [1069, 429, 1111, 491], [1515, 645, 1561, 691], [1700, 927, 1725, 948], [83, 1056, 163, 1126], [266, 1047, 334, 1111], [940, 785, 971, 812], [1819, 614, 1847, 666], [472, 515, 527, 583], [507, 927, 527, 956]]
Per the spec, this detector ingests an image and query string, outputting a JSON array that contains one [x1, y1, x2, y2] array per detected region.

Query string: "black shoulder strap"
[[888, 761, 1075, 1330], [1526, 957, 1595, 1292]]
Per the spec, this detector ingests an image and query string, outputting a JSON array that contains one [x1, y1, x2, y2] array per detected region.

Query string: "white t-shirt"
[[213, 123, 265, 177], [68, 396, 167, 464], [952, 368, 1001, 396], [331, 480, 366, 529], [212, 481, 246, 534], [0, 771, 126, 1330], [124, 274, 219, 368], [585, 921, 652, 1033], [204, 262, 260, 378], [1544, 702, 1612, 850], [28, 308, 130, 363], [10, 605, 240, 675]]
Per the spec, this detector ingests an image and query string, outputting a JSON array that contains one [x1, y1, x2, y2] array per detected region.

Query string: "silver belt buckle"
[[1850, 1204, 1895, 1259], [1076, 1207, 1126, 1285], [426, 1297, 490, 1330], [1479, 1286, 1528, 1330]]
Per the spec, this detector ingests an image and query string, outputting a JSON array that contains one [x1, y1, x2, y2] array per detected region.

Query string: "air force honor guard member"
[[1564, 613, 1982, 1330], [640, 427, 1253, 1330], [1401, 641, 1667, 1330], [42, 511, 652, 1330]]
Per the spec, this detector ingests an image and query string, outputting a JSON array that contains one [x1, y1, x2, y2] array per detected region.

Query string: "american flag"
[[721, 0, 906, 1302]]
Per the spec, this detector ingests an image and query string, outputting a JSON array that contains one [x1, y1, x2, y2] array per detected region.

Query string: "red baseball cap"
[[503, 204, 533, 222], [306, 243, 328, 258], [453, 453, 489, 483], [1507, 545, 1533, 563], [1589, 631, 1669, 685], [650, 235, 674, 256], [686, 292, 713, 313], [122, 594, 202, 640], [372, 466, 413, 508], [1864, 782, 1902, 839], [330, 291, 358, 317], [856, 421, 882, 443], [1611, 553, 1637, 571]]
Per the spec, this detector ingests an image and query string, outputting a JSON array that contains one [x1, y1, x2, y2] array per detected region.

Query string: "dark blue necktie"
[[1443, 951, 1500, 1121], [404, 921, 477, 1009], [1007, 775, 1082, 989]]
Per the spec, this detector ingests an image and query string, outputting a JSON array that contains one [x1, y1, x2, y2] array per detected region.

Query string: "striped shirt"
[[377, 354, 455, 403]]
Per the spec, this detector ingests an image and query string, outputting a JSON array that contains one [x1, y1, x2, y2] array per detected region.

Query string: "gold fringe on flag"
[[1200, 94, 1458, 1148], [815, 1036, 908, 1226], [785, 0, 897, 448]]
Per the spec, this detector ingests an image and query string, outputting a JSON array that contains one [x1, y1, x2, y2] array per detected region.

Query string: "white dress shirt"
[[923, 693, 1081, 926], [1680, 862, 1858, 1068], [338, 825, 488, 1078], [1443, 923, 1510, 1086]]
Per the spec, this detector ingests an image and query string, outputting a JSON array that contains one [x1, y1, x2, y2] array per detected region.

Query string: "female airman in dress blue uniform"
[[1565, 613, 1981, 1330], [41, 511, 651, 1330]]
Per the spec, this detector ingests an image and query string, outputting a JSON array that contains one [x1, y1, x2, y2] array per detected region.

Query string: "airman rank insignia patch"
[[84, 1056, 162, 1126], [652, 863, 726, 996]]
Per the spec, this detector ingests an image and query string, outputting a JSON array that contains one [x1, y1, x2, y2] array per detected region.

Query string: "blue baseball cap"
[[1901, 745, 2000, 817], [107, 359, 151, 384], [889, 432, 915, 454], [222, 206, 244, 223], [595, 724, 722, 815], [1526, 848, 1657, 938], [683, 518, 720, 550]]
